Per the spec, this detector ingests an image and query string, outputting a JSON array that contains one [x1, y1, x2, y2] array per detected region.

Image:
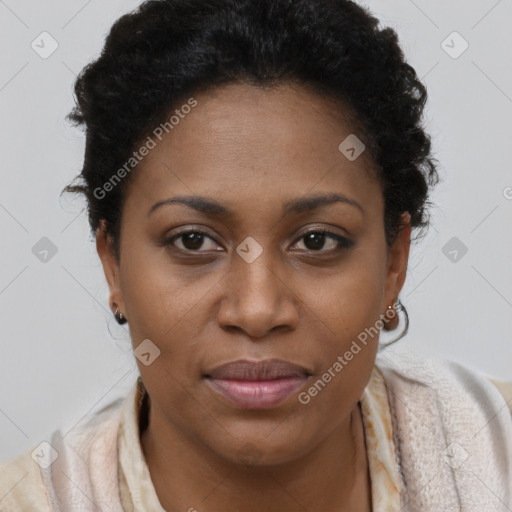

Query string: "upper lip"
[[205, 358, 311, 381]]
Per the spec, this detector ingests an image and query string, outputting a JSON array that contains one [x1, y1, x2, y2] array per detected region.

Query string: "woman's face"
[[98, 82, 410, 465]]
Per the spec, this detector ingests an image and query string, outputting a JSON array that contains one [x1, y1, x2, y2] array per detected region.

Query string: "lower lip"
[[205, 377, 308, 409]]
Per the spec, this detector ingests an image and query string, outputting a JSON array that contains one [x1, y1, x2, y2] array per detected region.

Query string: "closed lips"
[[205, 359, 311, 381], [204, 358, 312, 409]]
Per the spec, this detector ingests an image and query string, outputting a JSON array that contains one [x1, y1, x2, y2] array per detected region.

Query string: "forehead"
[[123, 82, 382, 220]]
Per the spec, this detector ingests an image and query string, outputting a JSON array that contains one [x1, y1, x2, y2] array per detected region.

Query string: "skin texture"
[[97, 82, 411, 511]]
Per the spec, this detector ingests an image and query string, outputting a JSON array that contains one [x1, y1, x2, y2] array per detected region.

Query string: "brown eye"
[[291, 230, 353, 253], [164, 229, 223, 252]]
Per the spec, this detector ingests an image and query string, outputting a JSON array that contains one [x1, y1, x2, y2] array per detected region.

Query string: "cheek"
[[119, 250, 211, 409], [297, 250, 385, 393], [293, 268, 383, 427], [119, 244, 229, 394], [119, 238, 211, 337], [333, 271, 384, 344], [302, 251, 385, 344]]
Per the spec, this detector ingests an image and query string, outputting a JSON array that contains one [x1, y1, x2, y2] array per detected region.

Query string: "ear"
[[96, 220, 124, 316], [382, 212, 411, 330]]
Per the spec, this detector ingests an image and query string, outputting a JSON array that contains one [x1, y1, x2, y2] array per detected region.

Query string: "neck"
[[140, 400, 372, 512]]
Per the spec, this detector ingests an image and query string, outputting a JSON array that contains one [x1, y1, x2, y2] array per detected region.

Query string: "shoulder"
[[375, 351, 512, 504], [0, 393, 128, 512], [0, 447, 51, 511], [377, 349, 512, 419]]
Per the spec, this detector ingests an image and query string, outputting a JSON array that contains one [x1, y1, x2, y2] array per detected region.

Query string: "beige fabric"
[[360, 365, 403, 510], [1, 370, 511, 511], [490, 378, 512, 408], [379, 354, 512, 510], [0, 447, 51, 511]]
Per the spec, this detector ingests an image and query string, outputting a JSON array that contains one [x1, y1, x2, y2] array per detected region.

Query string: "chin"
[[205, 424, 316, 467]]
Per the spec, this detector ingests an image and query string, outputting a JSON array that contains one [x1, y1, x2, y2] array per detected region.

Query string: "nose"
[[217, 250, 299, 339]]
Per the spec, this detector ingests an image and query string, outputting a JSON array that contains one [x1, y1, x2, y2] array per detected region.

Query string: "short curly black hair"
[[63, 0, 440, 261]]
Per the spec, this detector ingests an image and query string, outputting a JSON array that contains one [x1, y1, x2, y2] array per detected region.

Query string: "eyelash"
[[162, 228, 353, 254]]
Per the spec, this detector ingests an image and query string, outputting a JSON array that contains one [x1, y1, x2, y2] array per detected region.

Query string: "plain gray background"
[[1, 0, 511, 463]]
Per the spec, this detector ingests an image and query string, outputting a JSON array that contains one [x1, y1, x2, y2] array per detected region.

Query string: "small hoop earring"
[[379, 299, 408, 349], [112, 303, 127, 325]]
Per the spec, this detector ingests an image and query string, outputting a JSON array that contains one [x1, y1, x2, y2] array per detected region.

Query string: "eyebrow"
[[148, 192, 364, 217]]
